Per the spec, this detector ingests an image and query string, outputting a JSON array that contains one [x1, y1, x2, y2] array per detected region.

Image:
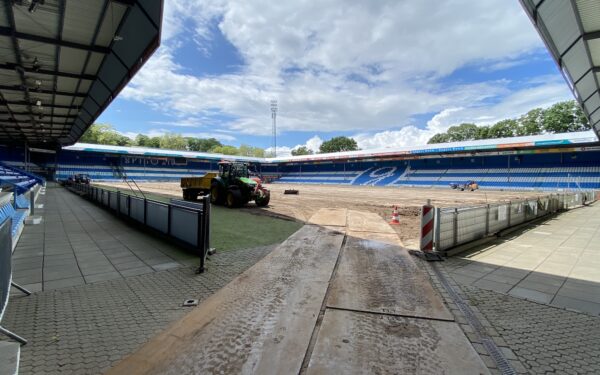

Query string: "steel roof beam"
[[0, 100, 79, 109], [67, 0, 109, 126], [0, 111, 76, 118], [583, 31, 600, 41], [3, 2, 30, 138], [0, 84, 85, 97], [0, 63, 96, 81], [112, 0, 136, 6], [0, 26, 110, 54]]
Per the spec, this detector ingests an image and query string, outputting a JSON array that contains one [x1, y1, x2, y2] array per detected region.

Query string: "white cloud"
[[119, 0, 572, 147], [352, 78, 573, 150], [266, 135, 324, 157]]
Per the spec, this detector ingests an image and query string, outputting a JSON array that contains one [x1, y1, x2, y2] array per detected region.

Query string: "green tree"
[[541, 101, 591, 133], [135, 134, 150, 147], [517, 108, 543, 136], [147, 137, 161, 148], [159, 133, 187, 150], [573, 102, 591, 131], [475, 126, 490, 140], [446, 123, 478, 141], [291, 146, 314, 156], [239, 144, 265, 157], [319, 136, 359, 153], [210, 145, 239, 155], [427, 133, 451, 144], [187, 137, 223, 152], [79, 123, 132, 146], [488, 119, 517, 138]]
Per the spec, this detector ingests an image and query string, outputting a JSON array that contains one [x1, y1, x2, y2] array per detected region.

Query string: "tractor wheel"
[[255, 190, 270, 207], [226, 189, 242, 208], [211, 182, 224, 205]]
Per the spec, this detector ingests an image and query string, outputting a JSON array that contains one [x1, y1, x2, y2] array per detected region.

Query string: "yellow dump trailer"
[[180, 173, 217, 200]]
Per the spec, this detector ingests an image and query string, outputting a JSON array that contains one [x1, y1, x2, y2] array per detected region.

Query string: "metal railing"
[[0, 217, 31, 344], [67, 183, 211, 273], [434, 191, 597, 253]]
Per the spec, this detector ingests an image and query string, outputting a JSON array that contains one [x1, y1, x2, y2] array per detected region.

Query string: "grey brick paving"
[[459, 285, 600, 374], [419, 254, 600, 374], [3, 244, 274, 375]]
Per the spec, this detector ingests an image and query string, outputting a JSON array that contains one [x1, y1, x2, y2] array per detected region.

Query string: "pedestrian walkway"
[[12, 184, 199, 293], [445, 202, 600, 315]]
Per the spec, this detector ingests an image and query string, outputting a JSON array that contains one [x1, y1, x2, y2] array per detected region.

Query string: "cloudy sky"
[[97, 0, 574, 155]]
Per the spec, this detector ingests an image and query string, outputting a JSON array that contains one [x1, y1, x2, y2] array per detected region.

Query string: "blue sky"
[[98, 0, 574, 155]]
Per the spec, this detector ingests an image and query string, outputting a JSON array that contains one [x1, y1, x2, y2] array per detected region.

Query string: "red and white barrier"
[[420, 201, 434, 252]]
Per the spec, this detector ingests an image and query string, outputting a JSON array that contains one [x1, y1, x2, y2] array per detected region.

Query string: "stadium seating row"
[[273, 161, 600, 190]]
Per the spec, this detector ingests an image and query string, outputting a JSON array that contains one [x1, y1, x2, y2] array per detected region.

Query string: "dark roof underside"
[[0, 0, 162, 147], [521, 0, 600, 140]]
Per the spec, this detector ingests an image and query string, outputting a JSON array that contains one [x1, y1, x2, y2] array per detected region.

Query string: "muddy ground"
[[96, 182, 542, 248]]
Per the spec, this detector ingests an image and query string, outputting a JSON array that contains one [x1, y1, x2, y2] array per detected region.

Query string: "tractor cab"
[[219, 161, 251, 181]]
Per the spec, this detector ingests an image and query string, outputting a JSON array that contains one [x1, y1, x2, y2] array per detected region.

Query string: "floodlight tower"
[[271, 100, 278, 157]]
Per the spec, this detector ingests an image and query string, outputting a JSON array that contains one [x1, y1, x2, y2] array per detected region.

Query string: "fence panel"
[[456, 206, 487, 245], [434, 191, 596, 252], [130, 197, 145, 223], [102, 190, 109, 206], [170, 206, 199, 246], [109, 191, 118, 211], [119, 194, 129, 216], [146, 201, 168, 233], [437, 209, 456, 250], [488, 204, 510, 234]]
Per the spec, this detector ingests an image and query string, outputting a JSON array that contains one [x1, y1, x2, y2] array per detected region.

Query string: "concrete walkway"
[[12, 184, 198, 292], [446, 202, 600, 315]]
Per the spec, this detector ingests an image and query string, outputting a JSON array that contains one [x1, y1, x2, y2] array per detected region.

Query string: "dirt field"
[[96, 182, 542, 248]]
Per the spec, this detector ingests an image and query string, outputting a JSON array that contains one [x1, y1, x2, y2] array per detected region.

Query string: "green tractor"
[[181, 161, 270, 208]]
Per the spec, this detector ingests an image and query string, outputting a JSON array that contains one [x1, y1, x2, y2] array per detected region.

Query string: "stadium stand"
[[274, 155, 600, 190], [2, 132, 600, 191], [272, 151, 600, 190]]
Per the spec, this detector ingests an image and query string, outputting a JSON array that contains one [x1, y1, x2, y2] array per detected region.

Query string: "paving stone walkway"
[[12, 185, 199, 293], [444, 202, 600, 315], [4, 245, 274, 374], [460, 285, 600, 374]]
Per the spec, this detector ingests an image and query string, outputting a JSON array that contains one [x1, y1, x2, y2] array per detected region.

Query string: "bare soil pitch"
[[97, 182, 541, 248]]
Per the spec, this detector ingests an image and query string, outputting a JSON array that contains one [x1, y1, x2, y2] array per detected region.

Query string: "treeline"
[[291, 136, 359, 155], [79, 124, 266, 157], [428, 100, 590, 144]]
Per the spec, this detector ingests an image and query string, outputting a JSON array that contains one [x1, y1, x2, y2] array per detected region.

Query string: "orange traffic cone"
[[389, 206, 400, 225]]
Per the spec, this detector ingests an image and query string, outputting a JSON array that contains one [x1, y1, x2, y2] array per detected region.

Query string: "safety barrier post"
[[434, 207, 441, 251], [452, 208, 458, 247], [29, 190, 34, 215], [420, 200, 435, 252], [485, 204, 490, 235]]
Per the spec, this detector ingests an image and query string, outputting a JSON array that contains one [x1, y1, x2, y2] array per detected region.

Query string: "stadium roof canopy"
[[521, 0, 600, 139], [64, 131, 599, 164], [0, 0, 162, 148]]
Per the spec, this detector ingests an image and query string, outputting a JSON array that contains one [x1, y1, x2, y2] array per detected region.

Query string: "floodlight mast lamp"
[[271, 100, 278, 157]]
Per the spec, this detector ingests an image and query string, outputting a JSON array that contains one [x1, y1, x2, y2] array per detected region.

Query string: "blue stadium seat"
[[14, 195, 30, 209], [0, 202, 26, 238]]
